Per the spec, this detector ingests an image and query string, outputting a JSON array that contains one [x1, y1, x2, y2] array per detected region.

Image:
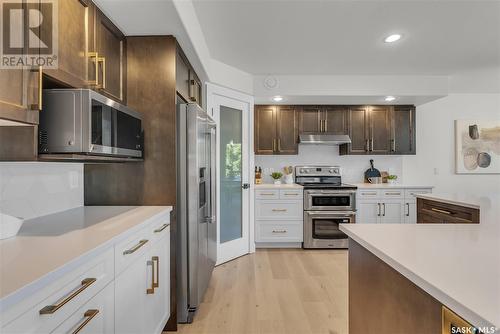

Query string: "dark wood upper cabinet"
[[175, 46, 202, 107], [323, 106, 348, 135], [276, 106, 298, 155], [42, 0, 91, 88], [255, 106, 277, 155], [391, 105, 416, 154], [94, 7, 127, 103], [299, 106, 321, 133], [342, 106, 369, 154], [369, 106, 391, 154]]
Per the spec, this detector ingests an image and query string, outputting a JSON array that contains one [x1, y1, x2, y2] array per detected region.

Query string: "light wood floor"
[[176, 249, 348, 334]]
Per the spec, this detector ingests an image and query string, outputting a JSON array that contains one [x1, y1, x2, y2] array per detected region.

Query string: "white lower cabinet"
[[357, 187, 432, 224], [1, 214, 171, 334], [255, 187, 304, 246], [115, 227, 170, 334]]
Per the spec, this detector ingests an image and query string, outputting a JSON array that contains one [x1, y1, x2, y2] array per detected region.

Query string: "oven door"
[[304, 190, 356, 211], [303, 211, 355, 248]]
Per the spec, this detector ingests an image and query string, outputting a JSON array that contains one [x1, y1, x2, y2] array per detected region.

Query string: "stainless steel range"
[[295, 166, 357, 249]]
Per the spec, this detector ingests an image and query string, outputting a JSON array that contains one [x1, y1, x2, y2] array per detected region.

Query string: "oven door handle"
[[305, 211, 355, 217]]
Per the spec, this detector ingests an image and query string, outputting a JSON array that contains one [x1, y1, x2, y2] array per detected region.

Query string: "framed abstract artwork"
[[455, 120, 500, 174]]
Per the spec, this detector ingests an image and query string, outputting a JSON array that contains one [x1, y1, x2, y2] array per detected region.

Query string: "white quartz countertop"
[[0, 205, 172, 304], [354, 183, 434, 189], [416, 193, 483, 209], [254, 183, 303, 189], [340, 194, 500, 328]]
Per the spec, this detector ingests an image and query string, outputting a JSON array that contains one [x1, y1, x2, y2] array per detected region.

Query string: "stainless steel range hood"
[[299, 133, 352, 145]]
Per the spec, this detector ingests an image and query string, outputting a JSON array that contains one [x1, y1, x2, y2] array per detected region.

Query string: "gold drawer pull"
[[153, 256, 159, 288], [272, 209, 287, 212], [123, 239, 148, 255], [39, 278, 96, 315], [88, 52, 99, 86], [431, 208, 452, 215], [260, 193, 275, 196], [284, 193, 298, 196], [272, 230, 287, 234], [361, 192, 377, 195], [72, 309, 99, 334], [154, 224, 169, 233], [385, 192, 401, 195]]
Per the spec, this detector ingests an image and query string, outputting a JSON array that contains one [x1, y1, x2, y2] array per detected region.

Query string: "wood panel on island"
[[417, 198, 480, 224], [254, 105, 416, 156]]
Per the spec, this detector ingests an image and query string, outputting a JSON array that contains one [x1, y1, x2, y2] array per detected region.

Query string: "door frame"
[[206, 83, 255, 265]]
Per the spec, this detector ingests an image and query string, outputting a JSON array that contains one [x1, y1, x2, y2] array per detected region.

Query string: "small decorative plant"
[[271, 172, 283, 185], [387, 175, 398, 184]]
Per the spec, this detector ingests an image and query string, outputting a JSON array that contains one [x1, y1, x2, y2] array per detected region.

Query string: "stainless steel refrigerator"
[[177, 102, 217, 323]]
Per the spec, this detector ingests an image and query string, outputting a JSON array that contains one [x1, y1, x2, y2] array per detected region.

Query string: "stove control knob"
[[329, 169, 334, 173], [333, 168, 340, 174], [299, 168, 306, 174]]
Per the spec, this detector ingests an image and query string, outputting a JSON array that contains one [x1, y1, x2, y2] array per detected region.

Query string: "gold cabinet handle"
[[272, 230, 287, 233], [154, 224, 168, 233], [385, 192, 401, 195], [71, 309, 99, 334], [88, 52, 99, 86], [324, 119, 328, 132], [152, 256, 159, 288], [189, 79, 197, 102], [365, 139, 369, 152], [146, 256, 157, 294], [278, 138, 281, 152], [39, 278, 96, 314], [97, 57, 106, 89], [123, 239, 148, 255], [431, 208, 452, 215], [272, 209, 287, 212], [30, 66, 43, 110]]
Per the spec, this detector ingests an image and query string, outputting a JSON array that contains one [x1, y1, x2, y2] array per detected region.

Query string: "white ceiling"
[[192, 0, 500, 75]]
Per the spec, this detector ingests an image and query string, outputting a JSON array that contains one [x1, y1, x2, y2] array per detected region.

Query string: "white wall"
[[402, 94, 500, 194], [0, 163, 84, 220], [255, 145, 402, 184]]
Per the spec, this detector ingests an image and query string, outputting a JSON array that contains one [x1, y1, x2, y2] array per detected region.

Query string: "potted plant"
[[387, 175, 398, 184], [270, 172, 283, 185]]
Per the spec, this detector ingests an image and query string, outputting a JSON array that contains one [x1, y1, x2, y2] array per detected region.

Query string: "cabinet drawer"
[[279, 189, 303, 199], [51, 283, 114, 334], [255, 201, 302, 220], [357, 190, 380, 198], [417, 198, 479, 224], [1, 249, 114, 334], [256, 222, 303, 242], [255, 189, 279, 199], [381, 189, 404, 199], [405, 188, 432, 202], [115, 224, 152, 276]]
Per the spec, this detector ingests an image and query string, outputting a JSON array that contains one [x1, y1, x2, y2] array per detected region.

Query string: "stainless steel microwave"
[[39, 89, 143, 158]]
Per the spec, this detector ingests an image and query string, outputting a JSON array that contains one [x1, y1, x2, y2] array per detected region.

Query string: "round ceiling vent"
[[263, 76, 278, 90]]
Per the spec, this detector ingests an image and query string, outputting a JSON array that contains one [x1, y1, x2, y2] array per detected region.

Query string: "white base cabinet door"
[[379, 199, 405, 224], [356, 200, 380, 224]]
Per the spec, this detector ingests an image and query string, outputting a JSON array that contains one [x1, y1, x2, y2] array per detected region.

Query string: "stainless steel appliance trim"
[[304, 189, 356, 211], [303, 210, 355, 249]]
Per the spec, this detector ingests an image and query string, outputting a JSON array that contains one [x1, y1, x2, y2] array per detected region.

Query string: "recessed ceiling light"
[[272, 96, 283, 102], [385, 96, 396, 102], [384, 34, 402, 43]]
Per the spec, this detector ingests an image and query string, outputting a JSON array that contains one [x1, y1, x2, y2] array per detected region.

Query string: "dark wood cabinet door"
[[95, 8, 126, 103], [345, 106, 369, 154], [392, 106, 416, 154], [369, 106, 391, 154], [323, 106, 348, 134], [255, 106, 276, 155], [42, 0, 90, 88], [175, 50, 190, 102], [299, 106, 321, 133], [276, 106, 298, 154]]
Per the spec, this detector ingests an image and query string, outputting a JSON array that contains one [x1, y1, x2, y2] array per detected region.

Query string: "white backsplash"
[[255, 145, 403, 184], [0, 162, 84, 220]]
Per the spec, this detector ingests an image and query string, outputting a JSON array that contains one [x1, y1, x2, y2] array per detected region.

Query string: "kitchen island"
[[340, 193, 499, 333]]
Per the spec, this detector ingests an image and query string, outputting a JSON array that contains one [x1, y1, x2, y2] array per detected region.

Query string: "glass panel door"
[[220, 106, 243, 243]]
